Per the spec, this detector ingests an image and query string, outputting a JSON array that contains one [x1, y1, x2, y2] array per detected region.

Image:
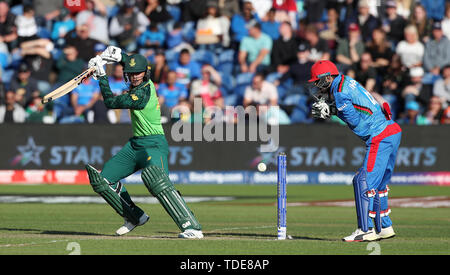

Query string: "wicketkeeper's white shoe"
[[342, 228, 379, 242], [178, 229, 204, 239], [378, 226, 396, 239], [115, 213, 149, 236]]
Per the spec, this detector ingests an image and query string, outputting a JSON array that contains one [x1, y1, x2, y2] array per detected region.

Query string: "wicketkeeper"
[[85, 46, 203, 238], [309, 60, 401, 242]]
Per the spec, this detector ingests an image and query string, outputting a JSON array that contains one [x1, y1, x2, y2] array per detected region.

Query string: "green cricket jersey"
[[98, 74, 164, 137]]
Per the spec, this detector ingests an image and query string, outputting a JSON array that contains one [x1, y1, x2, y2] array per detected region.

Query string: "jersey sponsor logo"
[[337, 103, 347, 111]]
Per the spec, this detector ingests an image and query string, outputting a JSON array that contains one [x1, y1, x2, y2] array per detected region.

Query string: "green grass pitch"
[[0, 184, 449, 255]]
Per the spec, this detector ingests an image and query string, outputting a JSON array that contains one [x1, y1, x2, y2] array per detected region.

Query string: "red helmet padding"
[[308, 60, 339, 82]]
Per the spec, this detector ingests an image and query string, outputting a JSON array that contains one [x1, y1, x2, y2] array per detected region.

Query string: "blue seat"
[[217, 62, 233, 76], [236, 72, 254, 86], [218, 49, 235, 63], [219, 73, 235, 95], [191, 49, 216, 66]]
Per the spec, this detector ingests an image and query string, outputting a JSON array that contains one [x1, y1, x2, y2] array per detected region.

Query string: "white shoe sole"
[[116, 215, 149, 236]]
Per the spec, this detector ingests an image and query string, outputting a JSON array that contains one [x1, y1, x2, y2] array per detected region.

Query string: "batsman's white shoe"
[[343, 228, 379, 242], [115, 213, 149, 236], [178, 229, 204, 239], [378, 226, 396, 240]]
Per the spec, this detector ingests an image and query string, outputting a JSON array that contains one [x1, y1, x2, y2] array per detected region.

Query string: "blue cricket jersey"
[[331, 75, 389, 141]]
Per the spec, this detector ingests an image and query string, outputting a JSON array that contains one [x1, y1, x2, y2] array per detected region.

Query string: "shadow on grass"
[[0, 227, 111, 237], [157, 231, 336, 241]]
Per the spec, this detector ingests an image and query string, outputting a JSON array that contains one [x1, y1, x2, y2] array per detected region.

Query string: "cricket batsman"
[[84, 46, 203, 239], [309, 60, 401, 242]]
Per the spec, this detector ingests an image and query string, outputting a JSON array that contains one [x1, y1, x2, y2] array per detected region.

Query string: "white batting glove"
[[311, 99, 331, 119], [100, 46, 122, 64], [88, 55, 106, 80]]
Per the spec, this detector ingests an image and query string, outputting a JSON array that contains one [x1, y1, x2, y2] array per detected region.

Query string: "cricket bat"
[[41, 67, 96, 104]]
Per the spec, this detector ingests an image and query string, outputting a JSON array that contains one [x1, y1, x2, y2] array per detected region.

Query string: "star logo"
[[11, 137, 46, 166]]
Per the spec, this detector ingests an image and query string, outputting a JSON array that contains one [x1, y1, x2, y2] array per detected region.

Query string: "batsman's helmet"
[[308, 60, 339, 83], [123, 53, 151, 83]]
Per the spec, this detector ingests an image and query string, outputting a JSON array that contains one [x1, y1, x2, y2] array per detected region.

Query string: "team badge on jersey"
[[131, 94, 138, 101]]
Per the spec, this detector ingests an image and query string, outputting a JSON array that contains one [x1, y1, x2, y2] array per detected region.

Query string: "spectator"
[[402, 66, 433, 107], [0, 1, 17, 51], [423, 21, 450, 81], [195, 1, 230, 49], [275, 42, 314, 95], [433, 64, 450, 108], [169, 48, 202, 87], [348, 52, 377, 92], [138, 23, 165, 50], [395, 25, 424, 69], [190, 64, 223, 109], [108, 64, 127, 96], [158, 70, 189, 120], [272, 0, 297, 29], [109, 1, 150, 52], [243, 73, 278, 109], [9, 63, 39, 108], [397, 100, 430, 125], [19, 38, 54, 92], [409, 4, 432, 42], [50, 8, 75, 47], [424, 96, 445, 124], [64, 23, 101, 62], [238, 20, 273, 74], [25, 93, 53, 124], [261, 8, 280, 41], [336, 23, 365, 73], [230, 0, 260, 45], [442, 3, 450, 39], [34, 0, 64, 24], [366, 28, 394, 76], [319, 8, 339, 51], [144, 0, 173, 25], [382, 0, 407, 45], [75, 0, 109, 44], [70, 77, 100, 120], [420, 0, 445, 21], [55, 45, 85, 85], [15, 4, 38, 45], [381, 54, 409, 96], [270, 21, 298, 74], [337, 0, 358, 39], [0, 90, 26, 123], [149, 49, 169, 85], [356, 0, 380, 42], [304, 24, 330, 62]]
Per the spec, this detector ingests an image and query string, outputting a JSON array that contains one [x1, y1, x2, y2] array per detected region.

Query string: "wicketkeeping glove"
[[311, 99, 331, 119], [88, 55, 106, 80], [100, 46, 122, 64]]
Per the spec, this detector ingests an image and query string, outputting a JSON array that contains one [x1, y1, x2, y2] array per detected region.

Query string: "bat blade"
[[42, 67, 95, 104]]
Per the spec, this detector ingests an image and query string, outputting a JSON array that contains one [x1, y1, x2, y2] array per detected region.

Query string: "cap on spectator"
[[94, 43, 106, 52], [298, 42, 310, 52], [18, 63, 30, 73], [405, 101, 420, 111], [155, 48, 165, 56], [386, 0, 397, 8], [410, 67, 424, 77], [348, 23, 360, 32], [432, 21, 442, 30]]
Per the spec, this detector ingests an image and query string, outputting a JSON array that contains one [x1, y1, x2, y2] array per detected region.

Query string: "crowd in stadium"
[[0, 0, 449, 125]]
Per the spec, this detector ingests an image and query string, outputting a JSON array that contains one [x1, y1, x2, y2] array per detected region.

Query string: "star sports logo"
[[11, 137, 45, 166]]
